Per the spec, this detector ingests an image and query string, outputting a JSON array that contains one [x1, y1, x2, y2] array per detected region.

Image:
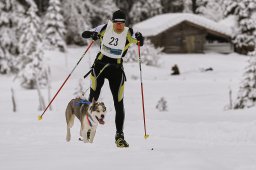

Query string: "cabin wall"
[[148, 21, 232, 53]]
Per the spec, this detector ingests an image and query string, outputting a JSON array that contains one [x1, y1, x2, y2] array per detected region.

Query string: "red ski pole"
[[38, 41, 94, 121], [137, 41, 149, 139]]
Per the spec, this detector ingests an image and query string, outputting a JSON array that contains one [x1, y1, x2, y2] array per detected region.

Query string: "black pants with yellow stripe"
[[89, 56, 126, 134]]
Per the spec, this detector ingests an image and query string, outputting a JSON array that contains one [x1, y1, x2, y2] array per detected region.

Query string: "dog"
[[65, 98, 106, 143]]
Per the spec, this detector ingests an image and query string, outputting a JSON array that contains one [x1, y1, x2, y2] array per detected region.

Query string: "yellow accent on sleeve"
[[123, 32, 138, 52], [99, 30, 106, 43], [127, 32, 138, 44]]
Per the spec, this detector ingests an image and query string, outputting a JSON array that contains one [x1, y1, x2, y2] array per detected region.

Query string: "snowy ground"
[[1, 46, 256, 170]]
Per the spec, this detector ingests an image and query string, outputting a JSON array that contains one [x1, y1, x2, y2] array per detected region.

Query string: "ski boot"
[[115, 132, 129, 148]]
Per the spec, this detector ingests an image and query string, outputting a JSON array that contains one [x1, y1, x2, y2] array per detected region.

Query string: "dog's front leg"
[[89, 128, 96, 143], [80, 118, 89, 143], [81, 127, 90, 143], [82, 130, 90, 143]]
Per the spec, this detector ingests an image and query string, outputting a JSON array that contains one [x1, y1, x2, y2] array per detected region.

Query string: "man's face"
[[113, 22, 125, 33]]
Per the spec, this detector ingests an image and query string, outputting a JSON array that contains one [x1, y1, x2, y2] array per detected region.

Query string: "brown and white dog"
[[65, 98, 106, 143]]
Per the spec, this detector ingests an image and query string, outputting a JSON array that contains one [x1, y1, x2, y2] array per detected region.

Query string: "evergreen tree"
[[161, 0, 183, 13], [33, 0, 49, 15], [17, 0, 47, 89], [62, 0, 90, 45], [115, 0, 136, 25], [196, 0, 224, 21], [87, 0, 118, 27], [183, 0, 193, 13], [44, 0, 66, 52], [125, 40, 162, 67], [191, 0, 198, 13], [234, 55, 256, 109], [62, 0, 117, 44], [224, 0, 256, 55], [129, 0, 162, 25], [0, 0, 18, 74]]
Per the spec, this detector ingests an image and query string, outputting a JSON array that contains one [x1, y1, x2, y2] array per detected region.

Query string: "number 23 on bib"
[[100, 20, 129, 59]]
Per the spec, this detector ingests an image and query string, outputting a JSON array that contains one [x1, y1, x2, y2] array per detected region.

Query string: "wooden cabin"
[[134, 13, 234, 53]]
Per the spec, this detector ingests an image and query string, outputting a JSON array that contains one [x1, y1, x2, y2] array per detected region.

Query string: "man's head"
[[112, 10, 126, 33]]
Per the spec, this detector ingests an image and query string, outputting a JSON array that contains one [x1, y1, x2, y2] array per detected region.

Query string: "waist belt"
[[83, 52, 126, 81], [83, 62, 126, 81], [97, 52, 122, 65]]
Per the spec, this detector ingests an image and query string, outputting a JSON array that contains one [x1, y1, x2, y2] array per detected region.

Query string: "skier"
[[81, 10, 144, 148]]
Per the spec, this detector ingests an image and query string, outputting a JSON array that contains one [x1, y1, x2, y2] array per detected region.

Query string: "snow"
[[218, 15, 238, 33], [133, 13, 233, 37], [1, 46, 256, 170]]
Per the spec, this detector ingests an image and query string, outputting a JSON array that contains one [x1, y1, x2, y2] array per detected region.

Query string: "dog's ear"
[[100, 102, 106, 112]]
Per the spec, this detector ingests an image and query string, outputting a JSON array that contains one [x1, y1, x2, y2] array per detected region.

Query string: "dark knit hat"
[[112, 10, 126, 23]]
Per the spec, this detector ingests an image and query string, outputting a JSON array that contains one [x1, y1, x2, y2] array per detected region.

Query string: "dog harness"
[[86, 113, 94, 127], [75, 99, 91, 106], [73, 99, 94, 127]]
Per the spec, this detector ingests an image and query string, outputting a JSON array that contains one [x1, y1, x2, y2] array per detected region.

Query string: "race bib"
[[101, 20, 129, 59]]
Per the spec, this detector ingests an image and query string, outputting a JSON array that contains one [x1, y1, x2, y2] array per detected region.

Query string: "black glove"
[[81, 31, 99, 40], [91, 31, 99, 41], [82, 31, 91, 38], [135, 32, 144, 46]]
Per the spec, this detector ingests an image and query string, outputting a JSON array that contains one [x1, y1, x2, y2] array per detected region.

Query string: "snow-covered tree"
[[87, 0, 118, 26], [0, 0, 19, 74], [115, 0, 136, 25], [183, 0, 193, 13], [62, 0, 90, 45], [234, 56, 256, 109], [196, 0, 225, 21], [161, 0, 183, 13], [17, 0, 47, 89], [183, 0, 198, 13], [125, 40, 163, 67], [44, 0, 66, 52], [140, 40, 163, 67], [230, 0, 256, 108], [224, 0, 256, 55], [129, 0, 162, 24], [62, 0, 117, 45], [33, 0, 49, 15]]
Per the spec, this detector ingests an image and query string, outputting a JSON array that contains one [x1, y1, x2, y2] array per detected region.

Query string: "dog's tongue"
[[96, 117, 105, 124], [99, 119, 105, 125]]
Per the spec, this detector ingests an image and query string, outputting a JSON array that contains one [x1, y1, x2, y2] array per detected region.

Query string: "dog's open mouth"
[[96, 116, 105, 125]]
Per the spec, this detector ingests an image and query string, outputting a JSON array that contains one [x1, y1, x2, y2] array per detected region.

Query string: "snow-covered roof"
[[133, 13, 233, 37]]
